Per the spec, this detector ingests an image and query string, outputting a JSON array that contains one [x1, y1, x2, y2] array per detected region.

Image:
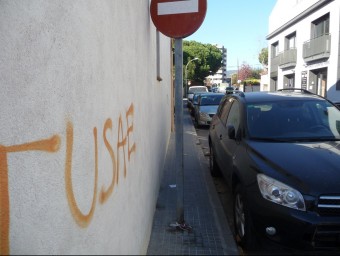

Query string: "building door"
[[317, 70, 327, 97], [270, 77, 277, 91], [284, 74, 295, 88], [310, 68, 327, 97]]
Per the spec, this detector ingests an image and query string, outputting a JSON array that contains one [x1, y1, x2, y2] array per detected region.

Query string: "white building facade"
[[267, 0, 340, 102], [0, 1, 172, 254]]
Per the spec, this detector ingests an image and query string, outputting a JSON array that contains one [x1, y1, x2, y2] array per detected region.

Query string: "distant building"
[[266, 0, 340, 102], [206, 44, 227, 86]]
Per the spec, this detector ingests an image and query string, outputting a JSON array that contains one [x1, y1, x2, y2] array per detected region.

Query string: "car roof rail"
[[277, 88, 313, 94]]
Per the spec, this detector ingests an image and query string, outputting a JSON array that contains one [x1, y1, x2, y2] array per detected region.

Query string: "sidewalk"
[[147, 102, 239, 255]]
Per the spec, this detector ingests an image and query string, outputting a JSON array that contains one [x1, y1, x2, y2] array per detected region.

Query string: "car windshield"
[[200, 94, 224, 106], [247, 99, 340, 141]]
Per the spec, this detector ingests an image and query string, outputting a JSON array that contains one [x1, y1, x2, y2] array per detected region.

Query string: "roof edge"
[[266, 0, 333, 40]]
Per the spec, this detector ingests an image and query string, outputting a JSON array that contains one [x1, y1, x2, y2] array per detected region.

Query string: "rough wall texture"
[[0, 0, 172, 254]]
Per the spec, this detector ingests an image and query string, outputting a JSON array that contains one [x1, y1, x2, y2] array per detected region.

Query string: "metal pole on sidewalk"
[[174, 38, 184, 224]]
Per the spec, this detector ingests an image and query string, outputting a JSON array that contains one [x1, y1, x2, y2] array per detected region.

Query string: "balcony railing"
[[270, 54, 280, 77], [279, 48, 297, 69], [303, 34, 331, 62]]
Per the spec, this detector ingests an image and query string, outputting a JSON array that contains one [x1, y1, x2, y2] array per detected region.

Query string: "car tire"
[[209, 144, 221, 177], [233, 184, 260, 252]]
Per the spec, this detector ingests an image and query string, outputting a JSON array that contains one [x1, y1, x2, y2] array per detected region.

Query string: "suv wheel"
[[234, 184, 259, 251], [209, 144, 221, 177]]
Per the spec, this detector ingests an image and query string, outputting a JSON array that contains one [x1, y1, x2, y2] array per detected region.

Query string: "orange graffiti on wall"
[[99, 104, 135, 204], [0, 136, 61, 255], [99, 118, 117, 204], [0, 103, 136, 255], [65, 123, 98, 228], [66, 103, 136, 226]]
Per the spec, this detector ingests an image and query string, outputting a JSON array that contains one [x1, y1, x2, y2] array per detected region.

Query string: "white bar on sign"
[[158, 0, 198, 15]]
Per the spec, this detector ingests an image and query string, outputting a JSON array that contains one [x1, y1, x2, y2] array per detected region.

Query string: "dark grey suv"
[[208, 89, 340, 252]]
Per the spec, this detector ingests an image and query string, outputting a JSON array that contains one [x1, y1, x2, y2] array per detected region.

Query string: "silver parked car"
[[188, 91, 208, 116], [194, 92, 224, 127]]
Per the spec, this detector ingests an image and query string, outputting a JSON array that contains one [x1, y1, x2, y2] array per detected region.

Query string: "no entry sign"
[[150, 0, 207, 38]]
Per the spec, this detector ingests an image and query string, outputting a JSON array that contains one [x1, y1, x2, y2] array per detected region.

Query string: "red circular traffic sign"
[[150, 0, 207, 39]]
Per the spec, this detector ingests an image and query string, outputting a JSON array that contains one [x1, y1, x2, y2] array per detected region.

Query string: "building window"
[[271, 42, 279, 57], [285, 32, 296, 50], [311, 13, 329, 38]]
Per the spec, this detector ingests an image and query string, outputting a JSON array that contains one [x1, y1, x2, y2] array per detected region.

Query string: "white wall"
[[269, 0, 320, 32], [260, 74, 269, 91], [0, 0, 172, 254]]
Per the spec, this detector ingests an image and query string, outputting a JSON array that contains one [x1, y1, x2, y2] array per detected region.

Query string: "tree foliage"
[[258, 47, 268, 67], [243, 78, 260, 85], [238, 63, 252, 81], [236, 62, 262, 86], [175, 40, 266, 86], [251, 68, 262, 79], [182, 40, 222, 84]]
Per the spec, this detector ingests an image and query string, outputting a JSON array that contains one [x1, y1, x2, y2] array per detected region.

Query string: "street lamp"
[[185, 57, 199, 98]]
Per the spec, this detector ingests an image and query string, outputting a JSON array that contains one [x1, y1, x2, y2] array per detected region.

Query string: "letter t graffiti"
[[0, 136, 60, 255]]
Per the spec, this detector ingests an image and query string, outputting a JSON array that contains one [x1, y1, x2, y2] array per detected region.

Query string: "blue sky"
[[186, 0, 277, 70]]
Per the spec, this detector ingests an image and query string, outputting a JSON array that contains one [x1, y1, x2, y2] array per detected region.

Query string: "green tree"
[[258, 47, 268, 67], [183, 40, 222, 84], [251, 68, 262, 79], [244, 78, 260, 85]]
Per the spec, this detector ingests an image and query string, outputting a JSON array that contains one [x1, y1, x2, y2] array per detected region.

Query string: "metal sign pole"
[[150, 0, 206, 231], [174, 38, 184, 225]]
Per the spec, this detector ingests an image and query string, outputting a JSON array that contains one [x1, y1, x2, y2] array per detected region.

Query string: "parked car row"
[[187, 91, 206, 115], [187, 90, 224, 127], [187, 85, 208, 107], [208, 88, 340, 253], [211, 86, 237, 94], [193, 93, 224, 127]]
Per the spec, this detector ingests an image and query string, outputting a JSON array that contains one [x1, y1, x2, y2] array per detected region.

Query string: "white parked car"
[[187, 86, 208, 106]]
